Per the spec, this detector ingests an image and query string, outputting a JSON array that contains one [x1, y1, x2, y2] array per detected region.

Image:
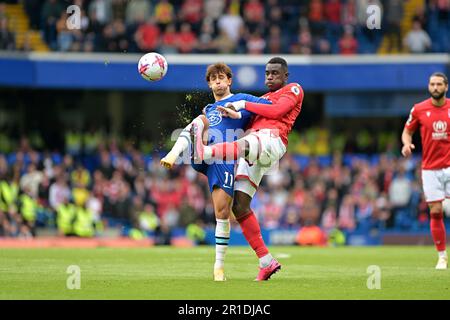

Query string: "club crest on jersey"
[[432, 120, 448, 140], [207, 109, 222, 127], [448, 109, 450, 118], [426, 111, 431, 117]]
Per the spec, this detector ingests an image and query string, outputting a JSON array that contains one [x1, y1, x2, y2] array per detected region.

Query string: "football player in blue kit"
[[160, 63, 270, 281]]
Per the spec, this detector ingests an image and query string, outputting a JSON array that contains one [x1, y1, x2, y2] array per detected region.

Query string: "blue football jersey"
[[191, 93, 271, 197], [203, 93, 271, 145]]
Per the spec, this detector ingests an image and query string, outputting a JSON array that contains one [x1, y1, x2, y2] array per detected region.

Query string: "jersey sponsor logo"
[[432, 120, 448, 140], [207, 109, 222, 127], [291, 86, 300, 96]]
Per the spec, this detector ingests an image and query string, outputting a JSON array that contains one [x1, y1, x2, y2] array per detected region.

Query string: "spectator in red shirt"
[[179, 0, 203, 32], [244, 0, 265, 31], [134, 18, 160, 52], [159, 23, 178, 54], [324, 0, 342, 24], [309, 0, 325, 35], [309, 0, 324, 22], [339, 25, 358, 54], [176, 23, 198, 53]]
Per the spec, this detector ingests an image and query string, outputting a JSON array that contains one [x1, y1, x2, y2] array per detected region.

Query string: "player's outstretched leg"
[[190, 116, 209, 163], [160, 122, 193, 169], [233, 191, 281, 281], [429, 203, 447, 269]]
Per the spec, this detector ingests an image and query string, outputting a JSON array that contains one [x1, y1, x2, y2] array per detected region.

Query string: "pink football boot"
[[255, 259, 281, 281]]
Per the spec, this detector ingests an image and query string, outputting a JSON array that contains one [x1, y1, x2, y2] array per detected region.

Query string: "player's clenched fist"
[[401, 143, 415, 157]]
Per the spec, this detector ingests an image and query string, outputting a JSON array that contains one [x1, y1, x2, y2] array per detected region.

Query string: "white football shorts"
[[234, 129, 287, 198], [421, 167, 450, 203]]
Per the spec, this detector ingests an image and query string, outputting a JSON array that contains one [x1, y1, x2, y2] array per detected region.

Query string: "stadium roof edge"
[[0, 52, 448, 65]]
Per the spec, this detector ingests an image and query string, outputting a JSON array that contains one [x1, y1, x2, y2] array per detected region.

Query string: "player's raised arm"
[[226, 86, 303, 120], [401, 128, 415, 157]]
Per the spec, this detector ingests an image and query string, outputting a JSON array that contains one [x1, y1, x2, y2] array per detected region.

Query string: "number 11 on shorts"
[[224, 172, 234, 188]]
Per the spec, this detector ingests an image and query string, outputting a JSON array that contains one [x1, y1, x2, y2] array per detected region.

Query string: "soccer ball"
[[138, 52, 168, 82]]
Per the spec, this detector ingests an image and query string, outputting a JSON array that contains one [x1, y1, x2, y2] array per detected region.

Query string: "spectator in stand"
[[179, 0, 203, 33], [217, 3, 244, 44], [388, 165, 413, 228], [20, 164, 43, 199], [88, 0, 113, 25], [0, 16, 15, 50], [266, 25, 283, 54], [125, 0, 151, 25], [314, 37, 332, 54], [56, 12, 74, 51], [49, 175, 71, 211], [214, 28, 235, 53], [324, 0, 342, 52], [384, 0, 404, 53], [243, 0, 265, 32], [339, 24, 358, 55], [41, 0, 64, 49], [204, 0, 225, 22], [159, 23, 178, 54], [176, 22, 197, 54], [266, 5, 283, 32], [290, 26, 313, 54], [153, 0, 175, 29], [196, 19, 218, 54], [308, 0, 325, 35], [404, 19, 432, 53], [341, 0, 357, 27], [134, 17, 160, 52], [246, 30, 266, 54]]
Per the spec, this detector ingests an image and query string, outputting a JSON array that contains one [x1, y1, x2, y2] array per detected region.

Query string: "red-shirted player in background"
[[402, 72, 450, 270], [191, 57, 304, 280]]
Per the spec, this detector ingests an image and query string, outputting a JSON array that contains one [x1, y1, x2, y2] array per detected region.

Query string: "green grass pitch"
[[0, 246, 449, 300]]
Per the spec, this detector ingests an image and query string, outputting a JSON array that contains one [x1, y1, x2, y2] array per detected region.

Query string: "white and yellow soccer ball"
[[138, 52, 168, 82]]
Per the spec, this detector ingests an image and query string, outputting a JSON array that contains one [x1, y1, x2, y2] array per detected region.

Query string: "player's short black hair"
[[267, 57, 288, 72], [430, 72, 448, 85]]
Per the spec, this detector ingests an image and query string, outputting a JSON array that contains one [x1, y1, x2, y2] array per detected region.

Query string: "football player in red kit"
[[191, 57, 304, 280], [402, 72, 450, 270]]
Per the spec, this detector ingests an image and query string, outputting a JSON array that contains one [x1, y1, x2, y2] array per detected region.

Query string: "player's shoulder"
[[413, 98, 433, 111], [233, 93, 252, 100], [281, 83, 303, 98]]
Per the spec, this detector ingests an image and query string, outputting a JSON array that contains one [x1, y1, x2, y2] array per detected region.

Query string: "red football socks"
[[430, 213, 446, 252], [237, 210, 269, 258], [211, 142, 240, 160]]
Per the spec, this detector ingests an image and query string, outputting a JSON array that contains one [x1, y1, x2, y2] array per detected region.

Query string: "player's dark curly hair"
[[430, 72, 448, 85], [205, 63, 233, 82], [267, 57, 288, 72]]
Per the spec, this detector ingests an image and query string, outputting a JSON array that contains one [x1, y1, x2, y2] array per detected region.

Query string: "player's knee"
[[214, 201, 231, 219], [429, 202, 444, 218], [232, 201, 249, 218], [430, 210, 444, 219]]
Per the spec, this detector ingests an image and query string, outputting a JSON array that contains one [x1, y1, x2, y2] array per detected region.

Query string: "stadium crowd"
[[0, 129, 437, 240], [0, 0, 449, 54]]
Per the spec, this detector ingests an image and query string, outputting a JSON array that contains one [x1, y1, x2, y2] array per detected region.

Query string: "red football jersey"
[[249, 83, 304, 145], [405, 98, 450, 169]]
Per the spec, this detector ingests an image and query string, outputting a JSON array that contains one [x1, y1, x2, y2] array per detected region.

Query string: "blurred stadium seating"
[[0, 0, 449, 247], [0, 0, 449, 54]]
